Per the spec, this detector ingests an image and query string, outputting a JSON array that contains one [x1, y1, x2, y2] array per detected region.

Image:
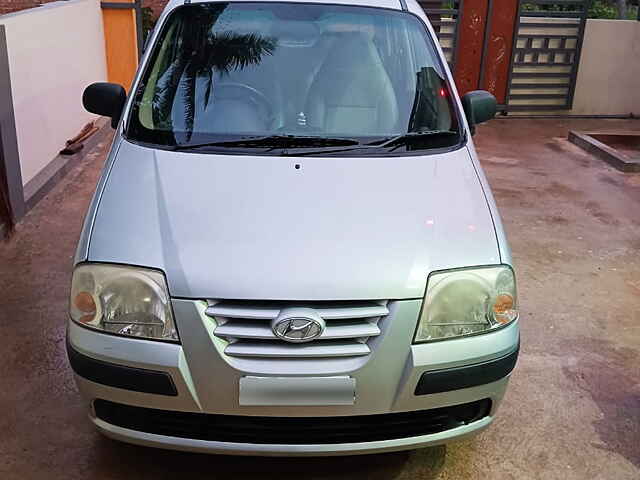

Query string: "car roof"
[[162, 0, 404, 13]]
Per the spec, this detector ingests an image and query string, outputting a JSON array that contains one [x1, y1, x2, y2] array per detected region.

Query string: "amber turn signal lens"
[[493, 293, 516, 324], [74, 292, 96, 323], [493, 294, 513, 313]]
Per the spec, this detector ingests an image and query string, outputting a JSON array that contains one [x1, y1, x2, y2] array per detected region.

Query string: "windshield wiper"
[[374, 130, 460, 150], [170, 135, 360, 151], [292, 130, 460, 156]]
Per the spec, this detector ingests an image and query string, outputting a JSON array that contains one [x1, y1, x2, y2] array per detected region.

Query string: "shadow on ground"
[[93, 439, 446, 480], [562, 337, 640, 469]]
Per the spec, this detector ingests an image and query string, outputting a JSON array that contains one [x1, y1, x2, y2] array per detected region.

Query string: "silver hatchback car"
[[68, 0, 519, 456]]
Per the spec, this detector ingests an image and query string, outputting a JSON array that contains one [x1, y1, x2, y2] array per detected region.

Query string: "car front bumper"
[[67, 298, 519, 456], [92, 409, 494, 456]]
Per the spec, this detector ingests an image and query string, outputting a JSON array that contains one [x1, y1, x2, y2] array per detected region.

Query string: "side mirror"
[[461, 90, 497, 135], [82, 82, 127, 129]]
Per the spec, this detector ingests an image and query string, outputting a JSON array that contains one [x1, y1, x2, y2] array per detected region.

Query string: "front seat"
[[305, 32, 399, 136]]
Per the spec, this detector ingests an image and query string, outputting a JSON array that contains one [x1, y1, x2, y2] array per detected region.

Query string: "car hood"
[[88, 140, 500, 300]]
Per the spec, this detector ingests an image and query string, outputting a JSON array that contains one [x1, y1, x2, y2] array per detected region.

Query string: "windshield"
[[126, 2, 462, 154]]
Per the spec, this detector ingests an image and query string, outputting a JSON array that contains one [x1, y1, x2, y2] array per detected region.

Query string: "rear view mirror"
[[83, 82, 127, 129], [461, 90, 497, 135]]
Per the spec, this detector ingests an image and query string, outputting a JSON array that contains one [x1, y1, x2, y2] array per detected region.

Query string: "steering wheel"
[[215, 82, 276, 129]]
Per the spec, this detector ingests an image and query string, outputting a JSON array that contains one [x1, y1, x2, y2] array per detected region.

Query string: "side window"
[[407, 22, 440, 73], [389, 16, 416, 128], [407, 21, 452, 131], [138, 21, 183, 129]]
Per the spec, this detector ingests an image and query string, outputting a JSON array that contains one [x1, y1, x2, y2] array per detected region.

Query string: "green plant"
[[519, 1, 635, 18], [589, 0, 618, 18], [521, 2, 580, 12], [141, 6, 156, 42]]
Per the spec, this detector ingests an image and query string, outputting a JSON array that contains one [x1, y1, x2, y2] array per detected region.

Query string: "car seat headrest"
[[272, 20, 321, 47], [320, 15, 375, 40]]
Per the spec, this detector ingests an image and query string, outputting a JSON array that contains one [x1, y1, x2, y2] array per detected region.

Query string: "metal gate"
[[425, 0, 521, 106], [505, 0, 590, 111], [420, 0, 464, 69]]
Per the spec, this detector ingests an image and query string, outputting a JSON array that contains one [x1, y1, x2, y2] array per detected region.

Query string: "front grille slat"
[[94, 399, 492, 444], [225, 341, 370, 358], [206, 304, 389, 320], [206, 305, 280, 320], [215, 320, 381, 341], [207, 300, 388, 360]]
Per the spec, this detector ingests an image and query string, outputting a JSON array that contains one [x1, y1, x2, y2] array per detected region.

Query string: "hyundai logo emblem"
[[271, 308, 325, 343]]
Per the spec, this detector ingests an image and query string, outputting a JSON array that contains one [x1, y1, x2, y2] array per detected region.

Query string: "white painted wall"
[[571, 20, 640, 116], [0, 0, 107, 186]]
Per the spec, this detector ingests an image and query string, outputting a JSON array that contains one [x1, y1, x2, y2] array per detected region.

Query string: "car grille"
[[94, 399, 491, 444], [205, 300, 389, 359]]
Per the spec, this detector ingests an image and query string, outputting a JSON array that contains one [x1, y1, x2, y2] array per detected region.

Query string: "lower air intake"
[[94, 399, 491, 444]]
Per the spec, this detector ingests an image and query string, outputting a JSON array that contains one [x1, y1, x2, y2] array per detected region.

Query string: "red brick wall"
[[0, 0, 58, 15], [142, 0, 167, 19]]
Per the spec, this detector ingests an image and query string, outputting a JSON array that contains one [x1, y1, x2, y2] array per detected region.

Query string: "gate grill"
[[420, 0, 464, 69], [506, 0, 589, 111]]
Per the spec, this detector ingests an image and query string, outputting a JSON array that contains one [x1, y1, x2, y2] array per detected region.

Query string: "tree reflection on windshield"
[[152, 4, 277, 139]]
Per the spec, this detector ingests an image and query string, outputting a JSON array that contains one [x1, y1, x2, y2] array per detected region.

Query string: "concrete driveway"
[[0, 118, 638, 479]]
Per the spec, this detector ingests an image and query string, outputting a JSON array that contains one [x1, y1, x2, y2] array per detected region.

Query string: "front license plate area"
[[239, 376, 356, 406]]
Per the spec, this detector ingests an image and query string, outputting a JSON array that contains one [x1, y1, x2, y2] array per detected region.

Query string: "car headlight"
[[70, 264, 179, 342], [415, 265, 518, 343]]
